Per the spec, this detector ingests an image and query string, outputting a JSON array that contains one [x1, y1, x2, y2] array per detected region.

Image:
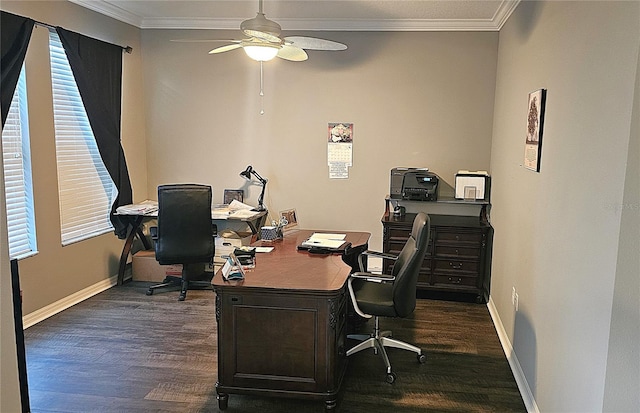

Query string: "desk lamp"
[[240, 165, 268, 211]]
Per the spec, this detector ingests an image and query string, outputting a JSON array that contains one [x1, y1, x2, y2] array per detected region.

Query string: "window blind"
[[49, 30, 117, 245], [1, 65, 37, 259]]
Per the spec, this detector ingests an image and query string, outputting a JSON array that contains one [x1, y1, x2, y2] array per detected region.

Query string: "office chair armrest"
[[357, 250, 398, 272], [361, 250, 398, 261], [150, 226, 158, 241], [350, 272, 396, 283]]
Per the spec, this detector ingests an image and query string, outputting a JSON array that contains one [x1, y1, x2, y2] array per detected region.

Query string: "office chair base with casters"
[[347, 315, 426, 383], [145, 261, 213, 301]]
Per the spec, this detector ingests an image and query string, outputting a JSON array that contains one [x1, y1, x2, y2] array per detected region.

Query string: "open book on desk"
[[298, 233, 349, 251]]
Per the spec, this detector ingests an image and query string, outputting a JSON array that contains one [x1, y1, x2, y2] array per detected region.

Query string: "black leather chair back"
[[390, 212, 430, 317], [155, 184, 214, 265]]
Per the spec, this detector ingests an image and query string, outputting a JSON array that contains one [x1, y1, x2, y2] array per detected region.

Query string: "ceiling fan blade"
[[277, 45, 308, 62], [171, 39, 241, 43], [284, 36, 347, 51], [209, 44, 243, 54]]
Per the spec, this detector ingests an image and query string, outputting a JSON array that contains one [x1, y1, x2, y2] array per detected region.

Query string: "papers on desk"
[[212, 205, 232, 219], [115, 200, 158, 215], [212, 200, 261, 220], [299, 233, 347, 250]]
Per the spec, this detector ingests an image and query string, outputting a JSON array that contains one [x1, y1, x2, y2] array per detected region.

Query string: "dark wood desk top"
[[212, 229, 370, 293]]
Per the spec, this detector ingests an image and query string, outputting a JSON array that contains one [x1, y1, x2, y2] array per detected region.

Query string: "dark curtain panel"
[[56, 27, 133, 238], [1, 11, 34, 127], [11, 260, 30, 412]]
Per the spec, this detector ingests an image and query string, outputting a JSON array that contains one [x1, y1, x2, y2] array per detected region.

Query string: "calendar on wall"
[[327, 123, 353, 179]]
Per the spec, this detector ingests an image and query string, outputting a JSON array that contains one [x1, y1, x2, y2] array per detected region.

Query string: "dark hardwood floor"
[[24, 281, 526, 412]]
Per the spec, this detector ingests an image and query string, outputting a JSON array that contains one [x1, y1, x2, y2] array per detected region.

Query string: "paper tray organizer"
[[454, 171, 491, 201]]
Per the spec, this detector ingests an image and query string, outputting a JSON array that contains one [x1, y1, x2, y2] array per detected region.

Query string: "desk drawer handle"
[[449, 262, 463, 269], [448, 277, 462, 284]]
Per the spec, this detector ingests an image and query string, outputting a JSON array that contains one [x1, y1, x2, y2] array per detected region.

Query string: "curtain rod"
[[34, 21, 133, 54]]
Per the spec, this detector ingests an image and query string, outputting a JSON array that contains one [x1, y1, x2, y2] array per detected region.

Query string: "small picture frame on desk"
[[280, 209, 298, 229], [224, 189, 244, 205]]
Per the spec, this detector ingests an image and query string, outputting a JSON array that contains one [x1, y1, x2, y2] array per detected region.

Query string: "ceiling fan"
[[206, 0, 347, 62]]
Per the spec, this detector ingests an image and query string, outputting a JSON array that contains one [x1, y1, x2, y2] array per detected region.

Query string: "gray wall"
[[490, 1, 640, 411], [140, 29, 498, 252], [603, 28, 640, 412]]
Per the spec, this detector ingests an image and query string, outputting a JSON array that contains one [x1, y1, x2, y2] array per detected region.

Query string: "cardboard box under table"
[[132, 250, 183, 282]]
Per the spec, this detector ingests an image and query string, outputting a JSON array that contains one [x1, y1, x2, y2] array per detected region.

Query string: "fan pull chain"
[[259, 61, 265, 115]]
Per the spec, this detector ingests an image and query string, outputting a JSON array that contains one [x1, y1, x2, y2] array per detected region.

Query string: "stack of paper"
[[212, 205, 232, 219], [228, 199, 259, 219], [115, 200, 158, 215], [300, 233, 347, 250]]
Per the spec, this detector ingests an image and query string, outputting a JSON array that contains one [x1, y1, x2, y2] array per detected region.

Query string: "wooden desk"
[[115, 209, 268, 285], [213, 230, 370, 412]]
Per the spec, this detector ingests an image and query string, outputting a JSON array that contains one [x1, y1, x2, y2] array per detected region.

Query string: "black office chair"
[[346, 212, 430, 383], [146, 184, 215, 301]]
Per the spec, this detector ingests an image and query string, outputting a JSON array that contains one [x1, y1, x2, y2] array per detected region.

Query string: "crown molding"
[[70, 0, 520, 32], [69, 0, 144, 27]]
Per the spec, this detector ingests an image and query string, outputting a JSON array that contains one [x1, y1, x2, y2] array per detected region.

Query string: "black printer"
[[390, 167, 439, 201]]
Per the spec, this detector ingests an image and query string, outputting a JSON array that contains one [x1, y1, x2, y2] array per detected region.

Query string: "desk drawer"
[[387, 227, 412, 239], [433, 274, 478, 288], [435, 230, 483, 245], [433, 259, 479, 274], [434, 245, 480, 259]]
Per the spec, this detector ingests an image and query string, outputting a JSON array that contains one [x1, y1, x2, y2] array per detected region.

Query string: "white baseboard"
[[487, 297, 540, 413], [22, 274, 119, 329]]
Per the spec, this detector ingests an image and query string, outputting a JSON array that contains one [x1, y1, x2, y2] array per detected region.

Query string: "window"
[[49, 30, 118, 245], [2, 65, 37, 259]]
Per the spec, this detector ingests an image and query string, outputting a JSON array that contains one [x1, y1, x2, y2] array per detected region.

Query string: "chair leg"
[[146, 276, 182, 296], [146, 263, 213, 300], [346, 316, 425, 382], [179, 279, 188, 301], [346, 336, 376, 356], [380, 336, 423, 355]]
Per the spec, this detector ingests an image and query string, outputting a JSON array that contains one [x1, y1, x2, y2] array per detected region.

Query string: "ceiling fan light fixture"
[[243, 44, 279, 61], [241, 13, 282, 43]]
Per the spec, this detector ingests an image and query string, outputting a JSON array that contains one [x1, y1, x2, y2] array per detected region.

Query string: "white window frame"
[[49, 29, 118, 245], [2, 65, 38, 259]]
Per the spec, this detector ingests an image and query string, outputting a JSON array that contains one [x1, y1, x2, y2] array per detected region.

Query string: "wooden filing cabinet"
[[382, 212, 493, 303]]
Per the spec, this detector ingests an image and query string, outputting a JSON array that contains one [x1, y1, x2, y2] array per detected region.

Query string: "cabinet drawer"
[[387, 227, 412, 239], [433, 259, 479, 274], [387, 240, 434, 256], [385, 258, 432, 274], [434, 245, 480, 259], [433, 274, 478, 287], [417, 271, 431, 285], [387, 240, 407, 254], [435, 230, 483, 245]]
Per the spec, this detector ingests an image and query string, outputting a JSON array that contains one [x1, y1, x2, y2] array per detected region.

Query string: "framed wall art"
[[524, 89, 547, 172]]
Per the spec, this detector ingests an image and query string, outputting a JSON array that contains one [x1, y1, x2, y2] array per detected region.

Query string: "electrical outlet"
[[511, 287, 516, 305], [514, 292, 519, 311]]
